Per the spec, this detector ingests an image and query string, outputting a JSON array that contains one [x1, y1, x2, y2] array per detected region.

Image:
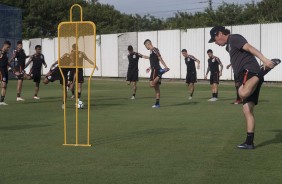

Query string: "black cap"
[[208, 26, 226, 43]]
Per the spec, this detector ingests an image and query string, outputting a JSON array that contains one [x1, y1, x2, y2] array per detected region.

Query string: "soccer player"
[[9, 41, 29, 101], [226, 63, 242, 104], [25, 45, 47, 99], [126, 45, 143, 99], [181, 49, 200, 100], [69, 44, 97, 101], [204, 49, 223, 101], [142, 39, 170, 108], [208, 25, 281, 149], [0, 41, 11, 105]]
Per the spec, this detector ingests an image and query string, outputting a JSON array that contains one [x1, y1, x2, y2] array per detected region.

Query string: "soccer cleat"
[[61, 104, 64, 110], [259, 59, 281, 77], [237, 143, 255, 150], [188, 96, 192, 100], [152, 104, 160, 108], [16, 97, 25, 101], [131, 96, 135, 100], [158, 68, 169, 77], [208, 97, 217, 102], [0, 102, 8, 105], [271, 58, 281, 66], [33, 96, 40, 100], [233, 100, 242, 105], [71, 95, 75, 99]]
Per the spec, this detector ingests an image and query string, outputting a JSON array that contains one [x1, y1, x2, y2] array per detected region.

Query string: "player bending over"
[[142, 39, 170, 108], [208, 25, 281, 149], [25, 45, 47, 99], [181, 49, 200, 100]]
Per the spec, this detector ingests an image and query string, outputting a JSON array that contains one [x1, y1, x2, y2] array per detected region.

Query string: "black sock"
[[78, 92, 81, 99], [190, 91, 194, 97], [133, 94, 136, 97], [212, 93, 216, 98], [72, 90, 75, 95], [34, 94, 37, 97], [246, 132, 254, 145], [155, 99, 160, 105], [215, 93, 218, 98], [1, 96, 5, 102], [236, 86, 240, 101], [17, 93, 20, 97]]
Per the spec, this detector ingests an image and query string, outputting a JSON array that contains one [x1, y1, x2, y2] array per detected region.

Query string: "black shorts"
[[30, 69, 41, 83], [46, 67, 61, 83], [186, 71, 197, 84], [150, 68, 161, 84], [68, 69, 75, 82], [238, 70, 263, 105], [0, 67, 8, 84], [210, 72, 219, 84], [15, 64, 25, 80], [70, 68, 84, 83], [126, 69, 139, 82]]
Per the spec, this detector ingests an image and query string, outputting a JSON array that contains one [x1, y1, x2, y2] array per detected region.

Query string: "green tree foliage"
[[1, 0, 282, 38]]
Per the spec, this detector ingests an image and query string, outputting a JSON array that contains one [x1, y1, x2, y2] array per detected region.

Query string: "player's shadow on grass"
[[0, 124, 52, 131], [95, 127, 186, 145], [162, 101, 199, 107], [255, 130, 282, 148]]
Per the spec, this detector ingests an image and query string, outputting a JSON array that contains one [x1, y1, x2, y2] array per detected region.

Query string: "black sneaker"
[[271, 58, 281, 66], [237, 143, 255, 150]]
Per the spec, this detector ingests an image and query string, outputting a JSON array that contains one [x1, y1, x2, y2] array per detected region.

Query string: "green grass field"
[[1, 78, 282, 184]]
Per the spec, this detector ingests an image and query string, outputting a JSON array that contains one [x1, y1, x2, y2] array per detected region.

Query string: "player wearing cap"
[[208, 25, 281, 149], [181, 49, 200, 100], [126, 45, 143, 100], [205, 49, 223, 101], [142, 39, 170, 108]]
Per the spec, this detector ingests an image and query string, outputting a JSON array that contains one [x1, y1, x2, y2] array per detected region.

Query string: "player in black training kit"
[[142, 39, 170, 108], [181, 49, 200, 100], [126, 45, 143, 100], [25, 45, 47, 99], [9, 41, 29, 101], [0, 41, 11, 105], [205, 49, 223, 102], [209, 26, 281, 149], [226, 63, 242, 104], [69, 44, 97, 102]]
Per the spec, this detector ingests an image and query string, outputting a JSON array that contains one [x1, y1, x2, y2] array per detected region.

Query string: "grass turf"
[[0, 79, 282, 184]]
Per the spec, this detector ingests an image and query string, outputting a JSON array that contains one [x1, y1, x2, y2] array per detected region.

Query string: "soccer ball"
[[77, 100, 84, 109]]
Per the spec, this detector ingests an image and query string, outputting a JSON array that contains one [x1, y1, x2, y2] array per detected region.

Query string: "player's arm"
[[242, 43, 274, 69], [217, 58, 223, 76], [141, 54, 149, 59], [82, 52, 94, 65], [205, 66, 210, 79], [25, 56, 33, 68], [158, 56, 169, 71], [192, 56, 200, 69], [42, 56, 47, 68]]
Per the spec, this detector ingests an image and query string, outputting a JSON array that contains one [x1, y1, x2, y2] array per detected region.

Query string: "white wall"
[[22, 23, 282, 81]]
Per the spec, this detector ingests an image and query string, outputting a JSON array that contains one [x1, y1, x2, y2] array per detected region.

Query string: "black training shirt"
[[149, 47, 161, 69], [185, 55, 197, 73], [0, 50, 9, 68], [15, 49, 28, 68], [208, 57, 221, 73], [30, 54, 46, 71], [128, 52, 142, 71], [226, 34, 260, 78]]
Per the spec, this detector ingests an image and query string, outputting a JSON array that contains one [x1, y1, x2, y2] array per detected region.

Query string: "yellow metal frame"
[[57, 4, 96, 147]]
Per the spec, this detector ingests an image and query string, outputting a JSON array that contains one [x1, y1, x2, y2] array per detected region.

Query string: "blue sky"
[[98, 0, 261, 18]]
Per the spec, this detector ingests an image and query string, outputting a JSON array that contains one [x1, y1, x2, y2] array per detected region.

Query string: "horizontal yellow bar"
[[63, 144, 92, 147]]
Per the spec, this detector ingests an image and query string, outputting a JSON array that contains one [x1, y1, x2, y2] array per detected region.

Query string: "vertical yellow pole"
[[75, 23, 79, 146]]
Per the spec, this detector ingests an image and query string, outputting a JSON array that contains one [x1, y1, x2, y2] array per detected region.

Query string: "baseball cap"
[[208, 26, 226, 43]]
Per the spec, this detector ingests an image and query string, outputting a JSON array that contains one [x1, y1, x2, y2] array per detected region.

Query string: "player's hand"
[[226, 65, 230, 69], [45, 64, 47, 68], [164, 68, 170, 72], [95, 66, 99, 71], [204, 75, 207, 80], [146, 68, 151, 73], [263, 59, 275, 70], [219, 71, 222, 77], [197, 65, 200, 70]]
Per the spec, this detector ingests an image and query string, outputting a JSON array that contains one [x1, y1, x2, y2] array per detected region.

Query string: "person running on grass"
[[9, 40, 30, 101], [126, 45, 143, 100], [208, 25, 281, 149], [25, 45, 47, 100], [0, 41, 11, 105], [226, 63, 242, 104], [142, 39, 170, 108], [181, 49, 200, 100], [205, 49, 223, 102]]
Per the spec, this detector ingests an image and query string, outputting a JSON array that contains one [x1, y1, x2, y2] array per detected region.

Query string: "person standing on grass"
[[9, 40, 29, 102], [0, 41, 11, 105], [126, 45, 143, 100], [226, 63, 242, 104], [205, 49, 223, 102], [208, 25, 281, 149], [25, 45, 47, 100], [181, 49, 200, 100], [142, 39, 170, 108]]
